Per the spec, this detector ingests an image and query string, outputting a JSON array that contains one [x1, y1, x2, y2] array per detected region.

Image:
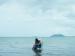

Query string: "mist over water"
[[0, 37, 75, 56]]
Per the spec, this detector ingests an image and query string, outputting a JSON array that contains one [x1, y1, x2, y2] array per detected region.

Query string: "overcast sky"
[[0, 0, 75, 37]]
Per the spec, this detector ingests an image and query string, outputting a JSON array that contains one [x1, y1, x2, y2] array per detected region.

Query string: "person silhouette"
[[32, 38, 42, 53]]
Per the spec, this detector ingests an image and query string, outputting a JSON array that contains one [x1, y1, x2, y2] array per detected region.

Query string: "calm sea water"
[[0, 37, 75, 56]]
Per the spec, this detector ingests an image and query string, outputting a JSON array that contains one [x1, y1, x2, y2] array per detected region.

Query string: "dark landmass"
[[50, 34, 65, 37]]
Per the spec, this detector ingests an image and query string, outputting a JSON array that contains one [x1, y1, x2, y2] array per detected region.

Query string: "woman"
[[32, 38, 42, 53]]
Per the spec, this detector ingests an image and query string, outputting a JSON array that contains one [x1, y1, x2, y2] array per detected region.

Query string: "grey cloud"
[[0, 0, 75, 36], [0, 0, 9, 6]]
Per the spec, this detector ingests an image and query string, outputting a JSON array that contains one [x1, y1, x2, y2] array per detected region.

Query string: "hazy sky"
[[0, 0, 75, 37]]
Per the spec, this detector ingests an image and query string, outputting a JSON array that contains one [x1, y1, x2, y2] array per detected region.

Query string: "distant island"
[[50, 34, 65, 37]]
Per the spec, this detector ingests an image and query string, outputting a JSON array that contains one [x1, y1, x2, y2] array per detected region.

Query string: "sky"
[[0, 0, 75, 37]]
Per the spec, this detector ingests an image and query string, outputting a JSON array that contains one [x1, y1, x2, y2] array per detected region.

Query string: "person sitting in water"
[[32, 38, 42, 52]]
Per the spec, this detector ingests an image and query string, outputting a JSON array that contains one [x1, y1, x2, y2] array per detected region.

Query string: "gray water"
[[0, 37, 75, 56]]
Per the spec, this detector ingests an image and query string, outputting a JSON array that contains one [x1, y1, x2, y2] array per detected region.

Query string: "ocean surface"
[[0, 37, 75, 56]]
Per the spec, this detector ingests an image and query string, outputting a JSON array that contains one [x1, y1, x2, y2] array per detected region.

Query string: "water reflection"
[[34, 53, 42, 56]]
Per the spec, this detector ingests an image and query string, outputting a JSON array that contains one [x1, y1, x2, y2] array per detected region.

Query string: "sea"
[[0, 37, 75, 56]]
